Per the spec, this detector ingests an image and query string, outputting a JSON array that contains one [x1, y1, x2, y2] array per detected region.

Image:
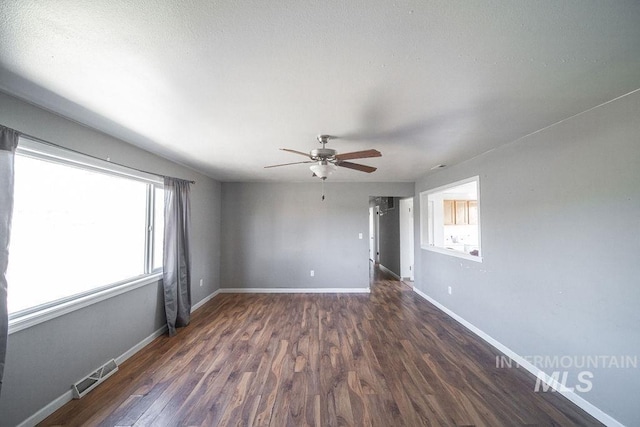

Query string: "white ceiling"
[[1, 1, 639, 182]]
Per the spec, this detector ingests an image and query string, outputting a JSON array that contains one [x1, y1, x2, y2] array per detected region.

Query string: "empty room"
[[0, 1, 639, 426]]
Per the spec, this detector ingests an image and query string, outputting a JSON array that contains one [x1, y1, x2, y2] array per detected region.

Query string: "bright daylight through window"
[[7, 138, 164, 318], [420, 176, 481, 262]]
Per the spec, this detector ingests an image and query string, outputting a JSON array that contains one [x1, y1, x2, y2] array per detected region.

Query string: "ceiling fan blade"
[[337, 161, 377, 173], [335, 149, 382, 161], [281, 148, 311, 158], [264, 161, 314, 169]]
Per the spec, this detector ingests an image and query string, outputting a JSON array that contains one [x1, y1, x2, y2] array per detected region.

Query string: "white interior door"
[[369, 207, 375, 261], [371, 205, 380, 263], [400, 197, 414, 281]]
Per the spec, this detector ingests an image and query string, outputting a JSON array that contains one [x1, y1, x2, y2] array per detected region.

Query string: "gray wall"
[[377, 197, 401, 276], [221, 183, 413, 290], [0, 92, 222, 427], [414, 90, 640, 425]]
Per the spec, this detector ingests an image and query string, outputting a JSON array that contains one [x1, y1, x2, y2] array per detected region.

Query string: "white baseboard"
[[219, 287, 370, 294], [18, 323, 169, 427], [16, 390, 74, 427], [191, 289, 221, 313], [115, 325, 168, 366], [29, 286, 618, 426], [412, 287, 624, 427], [378, 264, 401, 280]]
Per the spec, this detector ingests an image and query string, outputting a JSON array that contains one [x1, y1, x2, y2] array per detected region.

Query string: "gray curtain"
[[0, 125, 19, 395], [162, 177, 191, 336]]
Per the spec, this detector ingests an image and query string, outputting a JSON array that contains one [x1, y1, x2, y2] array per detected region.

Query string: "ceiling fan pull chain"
[[321, 179, 325, 201]]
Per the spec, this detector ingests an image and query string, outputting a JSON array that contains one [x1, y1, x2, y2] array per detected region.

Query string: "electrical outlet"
[[358, 233, 363, 239], [448, 286, 452, 295], [199, 278, 203, 287], [310, 270, 315, 277]]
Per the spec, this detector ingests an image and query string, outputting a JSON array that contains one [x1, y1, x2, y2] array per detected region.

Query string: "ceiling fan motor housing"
[[310, 148, 337, 160]]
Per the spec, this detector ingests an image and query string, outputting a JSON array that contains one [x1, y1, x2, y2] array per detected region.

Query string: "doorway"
[[369, 196, 414, 289]]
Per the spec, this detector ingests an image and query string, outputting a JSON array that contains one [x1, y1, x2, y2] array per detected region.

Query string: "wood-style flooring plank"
[[40, 265, 603, 426]]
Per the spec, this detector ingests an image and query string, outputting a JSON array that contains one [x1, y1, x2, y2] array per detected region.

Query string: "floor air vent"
[[72, 359, 119, 399]]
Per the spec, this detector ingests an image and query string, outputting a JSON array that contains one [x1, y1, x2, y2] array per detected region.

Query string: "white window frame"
[[8, 137, 164, 334], [420, 176, 482, 263]]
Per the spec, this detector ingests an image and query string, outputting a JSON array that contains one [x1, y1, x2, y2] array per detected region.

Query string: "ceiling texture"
[[1, 1, 639, 182]]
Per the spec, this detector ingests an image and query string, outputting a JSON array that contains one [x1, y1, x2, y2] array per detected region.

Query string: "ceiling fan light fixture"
[[309, 161, 337, 179]]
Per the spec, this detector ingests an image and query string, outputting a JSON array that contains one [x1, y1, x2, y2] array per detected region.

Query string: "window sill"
[[421, 245, 483, 263], [8, 273, 163, 335]]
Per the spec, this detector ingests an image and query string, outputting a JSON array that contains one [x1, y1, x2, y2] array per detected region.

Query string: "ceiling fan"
[[265, 134, 382, 180]]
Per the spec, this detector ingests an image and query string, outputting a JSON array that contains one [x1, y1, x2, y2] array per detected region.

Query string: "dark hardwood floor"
[[41, 265, 601, 426]]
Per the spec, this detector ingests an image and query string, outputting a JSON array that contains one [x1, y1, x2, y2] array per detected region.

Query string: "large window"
[[7, 138, 164, 322], [420, 176, 482, 262]]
